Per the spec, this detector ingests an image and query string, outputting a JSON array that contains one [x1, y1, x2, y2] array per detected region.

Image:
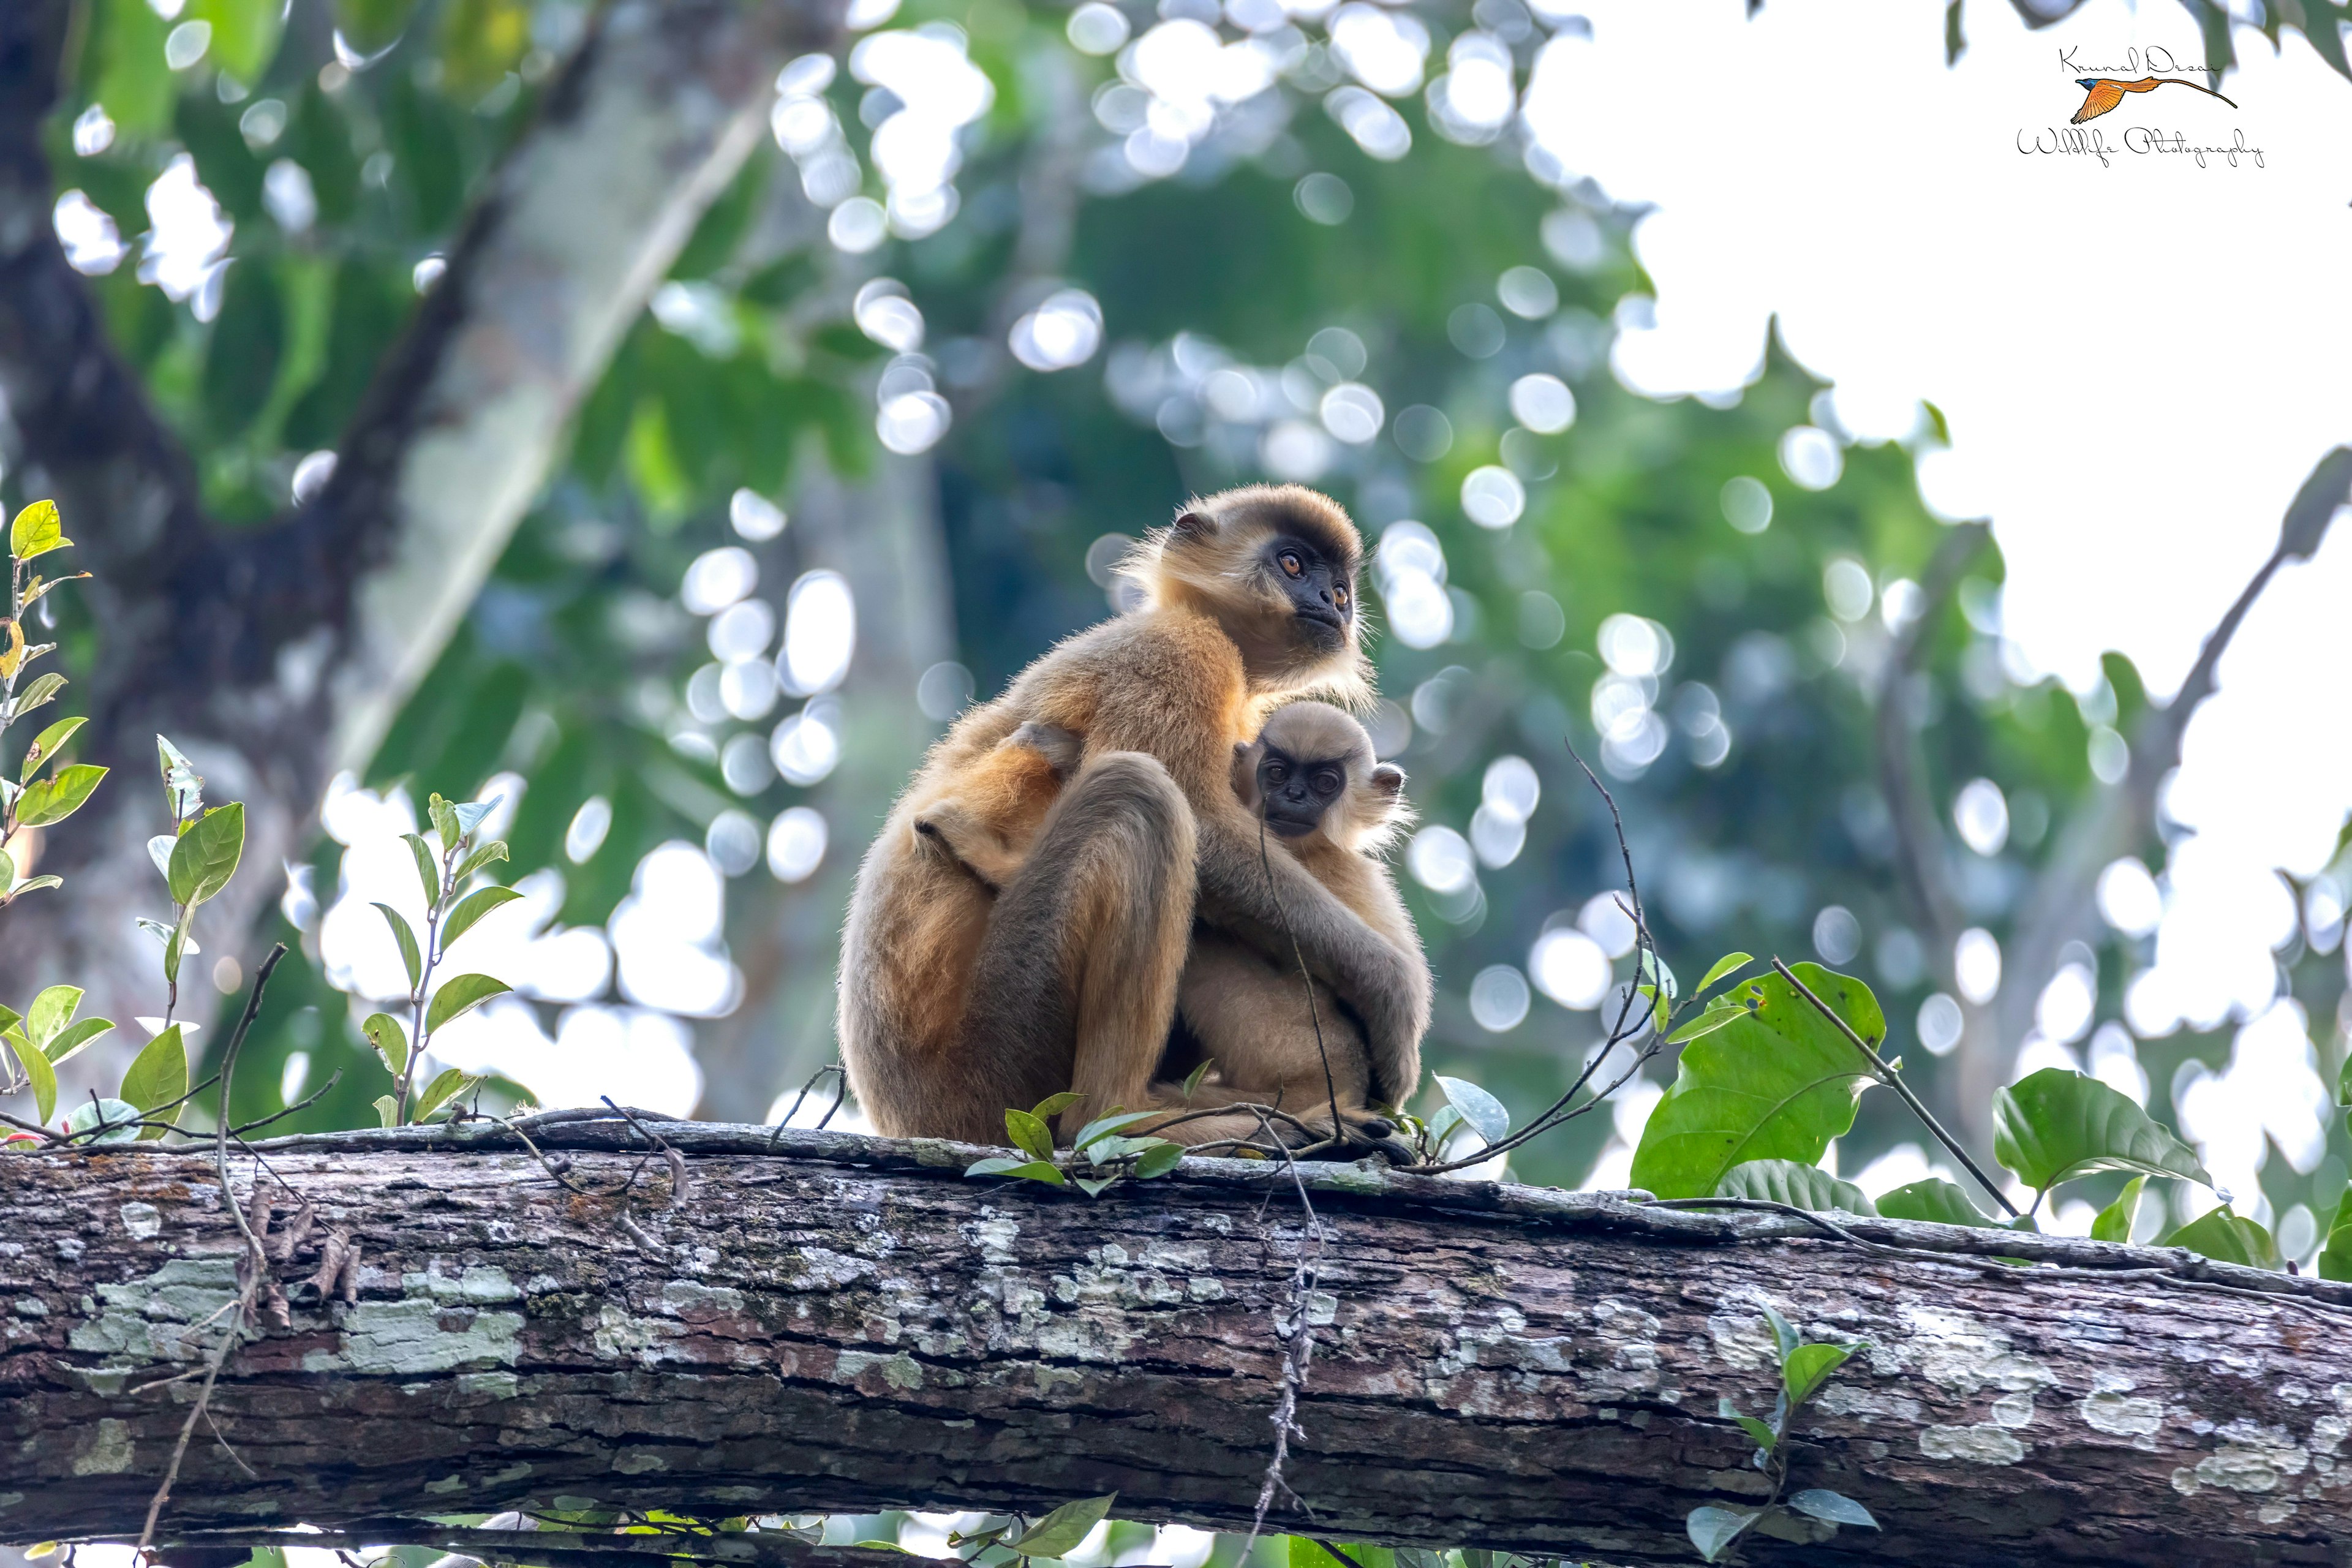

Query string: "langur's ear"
[[1231, 741, 1260, 805], [1370, 763, 1406, 797], [1172, 508, 1216, 540]]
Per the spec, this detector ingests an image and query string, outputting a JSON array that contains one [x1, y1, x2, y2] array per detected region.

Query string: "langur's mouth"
[[1263, 813, 1320, 838], [1294, 603, 1344, 630]]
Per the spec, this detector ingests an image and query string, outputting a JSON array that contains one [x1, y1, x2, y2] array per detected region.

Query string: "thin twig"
[[1770, 957, 2021, 1218], [225, 1068, 345, 1137], [1256, 807, 1347, 1150], [767, 1063, 847, 1147], [1243, 1112, 1326, 1551]]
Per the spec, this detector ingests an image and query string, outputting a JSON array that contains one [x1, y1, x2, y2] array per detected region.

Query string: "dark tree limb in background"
[[4, 1122, 2348, 1567], [1875, 451, 2352, 1150], [0, 0, 844, 1068]]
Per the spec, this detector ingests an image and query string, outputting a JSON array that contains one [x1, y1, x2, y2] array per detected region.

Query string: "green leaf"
[[440, 884, 523, 947], [412, 1067, 480, 1122], [451, 796, 503, 839], [373, 903, 424, 992], [1782, 1340, 1859, 1406], [374, 1094, 400, 1129], [1085, 1135, 1157, 1164], [1786, 1489, 1877, 1529], [1628, 963, 1883, 1199], [1875, 1178, 1998, 1229], [66, 1096, 142, 1146], [19, 716, 85, 781], [2162, 1205, 2278, 1270], [7, 875, 61, 900], [6, 1028, 58, 1125], [363, 1012, 409, 1077], [167, 802, 246, 909], [10, 500, 67, 561], [12, 672, 65, 719], [1728, 1411, 1776, 1452], [1436, 1074, 1509, 1144], [1131, 1140, 1183, 1178], [456, 839, 511, 883], [1006, 1494, 1116, 1559], [1757, 1300, 1800, 1361], [1180, 1059, 1213, 1097], [1663, 1002, 1744, 1045], [1073, 1175, 1117, 1197], [1426, 1104, 1462, 1144], [402, 834, 443, 911], [2091, 1175, 2147, 1245], [164, 909, 192, 987], [1696, 952, 1754, 993], [429, 793, 461, 853], [963, 1156, 1066, 1186], [186, 0, 284, 84], [1684, 1506, 1759, 1563], [25, 984, 80, 1051], [2318, 1205, 2352, 1282], [1030, 1091, 1084, 1120], [15, 764, 106, 827], [1005, 1108, 1056, 1161], [1716, 1158, 1877, 1216], [1073, 1111, 1158, 1149], [425, 973, 511, 1035], [1992, 1068, 2212, 1197], [118, 1025, 187, 1137], [45, 1017, 114, 1066]]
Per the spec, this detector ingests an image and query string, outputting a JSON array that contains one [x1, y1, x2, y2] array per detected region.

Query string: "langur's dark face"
[[1264, 534, 1354, 650], [1256, 746, 1349, 838]]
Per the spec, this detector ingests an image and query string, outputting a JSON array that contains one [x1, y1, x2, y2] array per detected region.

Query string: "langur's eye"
[[1279, 552, 1303, 577], [1332, 584, 1349, 608], [1311, 769, 1341, 795]]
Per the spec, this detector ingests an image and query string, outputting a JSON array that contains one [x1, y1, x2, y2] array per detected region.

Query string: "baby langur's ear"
[[1172, 508, 1215, 540], [1369, 763, 1406, 799], [1231, 741, 1261, 807]]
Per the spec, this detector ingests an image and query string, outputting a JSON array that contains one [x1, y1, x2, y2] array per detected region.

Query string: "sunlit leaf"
[[11, 671, 65, 720], [43, 1017, 113, 1066], [374, 903, 423, 992], [1716, 1158, 1877, 1216], [1684, 1506, 1759, 1563], [429, 792, 461, 853], [1757, 1300, 1800, 1361], [7, 875, 62, 899], [10, 500, 68, 561], [19, 716, 85, 782], [425, 973, 510, 1035], [25, 985, 81, 1052], [15, 764, 107, 827], [439, 884, 522, 947], [2162, 1205, 2278, 1270], [2318, 1203, 2352, 1283], [1663, 1002, 1743, 1044], [451, 795, 503, 839], [1782, 1340, 1859, 1406], [1787, 1489, 1877, 1529], [1436, 1074, 1509, 1144], [156, 735, 203, 820], [1696, 951, 1754, 993], [0, 620, 25, 682], [2090, 1175, 2146, 1245], [6, 1029, 58, 1125], [413, 1067, 480, 1122], [374, 1094, 401, 1129], [167, 802, 246, 908], [402, 833, 443, 911], [1180, 1058, 1214, 1097], [456, 839, 510, 883], [1030, 1091, 1084, 1120], [363, 1012, 409, 1077], [963, 1156, 1065, 1186], [1131, 1140, 1183, 1178], [1992, 1068, 2211, 1198], [118, 1024, 187, 1138], [1072, 1111, 1158, 1150], [1007, 1494, 1116, 1558], [1628, 963, 1882, 1199], [1875, 1178, 1997, 1229], [1004, 1108, 1055, 1161]]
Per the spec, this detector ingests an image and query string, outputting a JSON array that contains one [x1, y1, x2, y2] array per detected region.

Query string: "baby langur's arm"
[[911, 722, 1084, 892]]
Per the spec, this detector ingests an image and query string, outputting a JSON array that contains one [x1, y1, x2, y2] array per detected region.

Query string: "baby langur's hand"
[[1006, 721, 1084, 778], [1343, 1110, 1419, 1167]]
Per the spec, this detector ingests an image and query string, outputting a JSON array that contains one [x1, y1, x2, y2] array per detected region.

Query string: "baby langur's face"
[[1254, 745, 1349, 839]]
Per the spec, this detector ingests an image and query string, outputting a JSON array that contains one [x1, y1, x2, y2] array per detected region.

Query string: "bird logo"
[[2070, 75, 2237, 125]]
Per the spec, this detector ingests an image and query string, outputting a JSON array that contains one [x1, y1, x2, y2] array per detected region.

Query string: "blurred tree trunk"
[[0, 0, 841, 1090], [693, 456, 956, 1121]]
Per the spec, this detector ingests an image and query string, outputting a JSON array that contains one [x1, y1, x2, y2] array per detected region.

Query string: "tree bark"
[[0, 0, 842, 1072], [3, 1121, 2348, 1567]]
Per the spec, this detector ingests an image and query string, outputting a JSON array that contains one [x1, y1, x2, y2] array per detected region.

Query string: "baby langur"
[[910, 722, 1085, 892], [1156, 701, 1421, 1160]]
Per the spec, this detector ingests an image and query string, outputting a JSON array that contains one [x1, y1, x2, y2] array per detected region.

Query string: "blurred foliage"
[[25, 0, 2350, 1250]]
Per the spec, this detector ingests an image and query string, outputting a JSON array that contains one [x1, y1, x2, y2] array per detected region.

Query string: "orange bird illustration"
[[2071, 75, 2237, 124]]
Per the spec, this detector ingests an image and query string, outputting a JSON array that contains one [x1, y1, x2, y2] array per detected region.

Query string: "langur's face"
[[1255, 745, 1349, 839], [1261, 533, 1354, 652]]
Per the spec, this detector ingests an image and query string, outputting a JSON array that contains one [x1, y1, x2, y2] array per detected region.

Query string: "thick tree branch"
[[3, 1121, 2346, 1567], [0, 0, 845, 1045]]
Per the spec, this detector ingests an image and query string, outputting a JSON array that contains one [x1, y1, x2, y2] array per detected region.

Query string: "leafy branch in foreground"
[[1687, 1300, 1875, 1563]]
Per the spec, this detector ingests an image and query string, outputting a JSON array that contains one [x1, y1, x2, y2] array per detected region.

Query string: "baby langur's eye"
[[1311, 769, 1342, 795], [1279, 551, 1303, 577]]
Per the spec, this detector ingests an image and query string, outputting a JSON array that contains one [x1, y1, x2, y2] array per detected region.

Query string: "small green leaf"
[[402, 834, 443, 911], [1086, 1135, 1156, 1164], [1782, 1340, 1859, 1406], [429, 793, 461, 853], [363, 1012, 409, 1077], [1073, 1111, 1158, 1150], [15, 763, 106, 827], [2091, 1175, 2147, 1245], [373, 903, 424, 992], [1684, 1505, 1759, 1563], [66, 1096, 142, 1145], [1074, 1175, 1117, 1197], [1757, 1300, 1800, 1361], [1030, 1091, 1084, 1120], [456, 839, 511, 884], [10, 500, 67, 561], [1131, 1140, 1183, 1179], [412, 1067, 479, 1122], [45, 1017, 114, 1066], [6, 1029, 58, 1124], [1180, 1059, 1214, 1097], [164, 910, 194, 986], [2318, 1204, 2352, 1282], [7, 875, 61, 899], [440, 884, 524, 948], [451, 796, 503, 839], [1630, 963, 1883, 1200], [374, 1094, 400, 1129], [1993, 1068, 2212, 1196], [1787, 1489, 1877, 1529], [1006, 1494, 1116, 1558], [167, 802, 246, 909], [1426, 1104, 1463, 1143], [12, 671, 66, 719], [1005, 1108, 1056, 1161], [1696, 952, 1754, 993], [19, 715, 85, 781], [2162, 1205, 2278, 1270], [1731, 1413, 1776, 1452], [964, 1156, 1066, 1186], [25, 984, 80, 1050], [1663, 1003, 1744, 1045], [1875, 1178, 1999, 1229], [425, 973, 511, 1035], [118, 1025, 187, 1137], [1436, 1074, 1509, 1144], [1716, 1158, 1877, 1216]]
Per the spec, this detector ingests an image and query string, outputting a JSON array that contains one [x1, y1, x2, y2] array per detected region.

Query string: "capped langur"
[[840, 485, 1433, 1147], [916, 701, 1425, 1156]]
